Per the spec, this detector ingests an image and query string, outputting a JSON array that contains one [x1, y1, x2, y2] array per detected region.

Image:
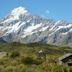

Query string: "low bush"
[[21, 57, 43, 65], [10, 51, 20, 58], [21, 57, 35, 65]]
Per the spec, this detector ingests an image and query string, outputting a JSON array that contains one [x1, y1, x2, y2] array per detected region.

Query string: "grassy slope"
[[0, 43, 72, 72]]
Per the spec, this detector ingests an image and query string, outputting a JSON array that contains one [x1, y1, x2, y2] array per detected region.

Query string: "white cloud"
[[45, 10, 50, 14]]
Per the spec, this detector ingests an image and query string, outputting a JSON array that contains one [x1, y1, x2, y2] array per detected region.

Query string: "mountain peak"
[[0, 6, 72, 46], [11, 6, 29, 19]]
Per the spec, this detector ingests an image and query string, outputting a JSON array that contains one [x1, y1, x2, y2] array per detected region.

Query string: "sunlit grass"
[[0, 42, 72, 72]]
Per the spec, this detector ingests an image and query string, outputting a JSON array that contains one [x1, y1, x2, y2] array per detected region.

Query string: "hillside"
[[0, 7, 72, 46], [0, 43, 72, 72]]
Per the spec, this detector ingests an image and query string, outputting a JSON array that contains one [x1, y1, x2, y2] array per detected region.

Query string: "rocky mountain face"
[[0, 7, 72, 46]]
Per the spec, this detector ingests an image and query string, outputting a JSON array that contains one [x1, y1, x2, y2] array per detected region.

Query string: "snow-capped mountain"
[[0, 6, 72, 46]]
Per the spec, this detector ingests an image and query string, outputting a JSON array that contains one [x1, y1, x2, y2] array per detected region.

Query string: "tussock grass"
[[0, 43, 72, 72]]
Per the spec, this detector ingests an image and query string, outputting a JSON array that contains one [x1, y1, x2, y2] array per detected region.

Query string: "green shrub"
[[21, 56, 43, 65], [10, 51, 20, 58], [21, 57, 35, 65]]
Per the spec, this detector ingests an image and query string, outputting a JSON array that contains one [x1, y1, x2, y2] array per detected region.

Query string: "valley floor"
[[0, 43, 72, 72]]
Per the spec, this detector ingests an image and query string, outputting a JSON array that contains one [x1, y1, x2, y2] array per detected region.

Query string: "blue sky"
[[0, 0, 72, 22]]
